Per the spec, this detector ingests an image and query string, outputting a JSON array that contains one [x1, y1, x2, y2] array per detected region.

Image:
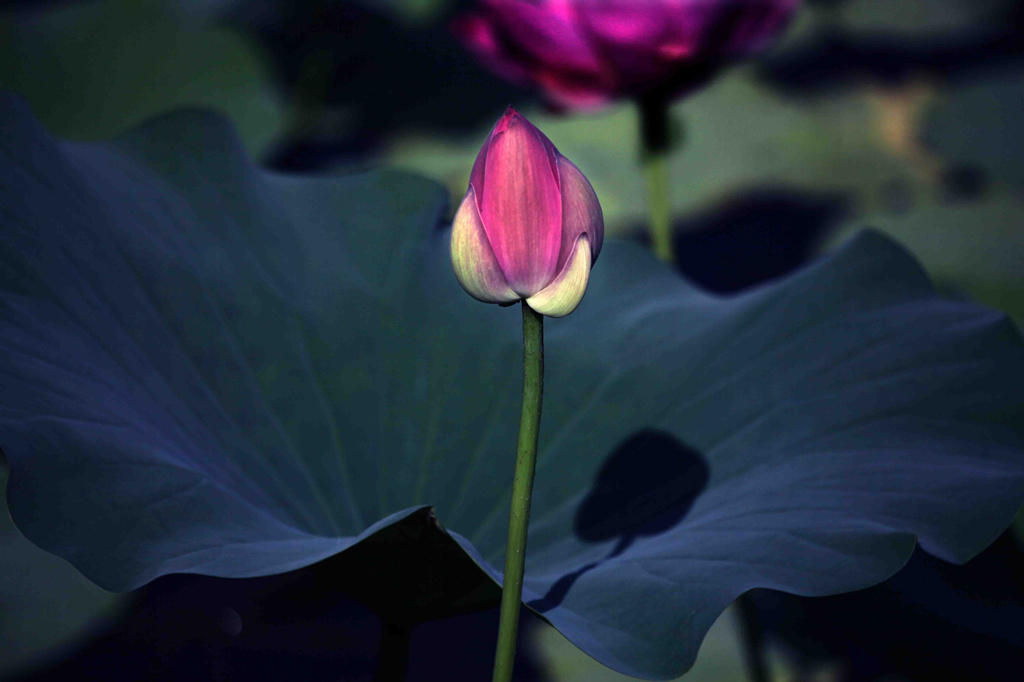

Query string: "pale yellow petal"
[[525, 235, 591, 318]]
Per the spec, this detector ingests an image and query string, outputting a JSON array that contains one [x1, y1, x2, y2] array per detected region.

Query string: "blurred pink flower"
[[451, 108, 604, 317], [453, 0, 802, 109]]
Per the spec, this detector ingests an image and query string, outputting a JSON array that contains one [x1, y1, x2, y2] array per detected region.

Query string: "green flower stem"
[[639, 94, 675, 263], [491, 301, 545, 682]]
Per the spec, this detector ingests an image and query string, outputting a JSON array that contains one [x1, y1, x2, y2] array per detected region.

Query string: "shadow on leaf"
[[530, 430, 709, 613]]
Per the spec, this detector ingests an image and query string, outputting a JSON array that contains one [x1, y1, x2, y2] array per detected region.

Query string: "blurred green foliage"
[[0, 0, 284, 156], [839, 0, 1008, 33], [385, 71, 914, 234], [0, 465, 127, 679], [534, 609, 756, 682], [384, 0, 1024, 336]]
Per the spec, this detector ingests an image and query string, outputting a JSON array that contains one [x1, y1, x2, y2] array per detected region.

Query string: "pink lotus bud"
[[451, 108, 603, 317], [453, 0, 802, 109]]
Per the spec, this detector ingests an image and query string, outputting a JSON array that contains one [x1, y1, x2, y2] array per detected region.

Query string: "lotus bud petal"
[[451, 187, 520, 304], [450, 108, 603, 316]]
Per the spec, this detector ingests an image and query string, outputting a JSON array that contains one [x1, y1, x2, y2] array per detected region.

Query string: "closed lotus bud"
[[450, 108, 603, 317], [453, 0, 802, 109]]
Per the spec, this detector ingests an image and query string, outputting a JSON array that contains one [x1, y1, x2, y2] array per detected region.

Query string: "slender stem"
[[285, 48, 332, 138], [639, 94, 676, 263], [735, 594, 771, 682], [491, 302, 545, 682]]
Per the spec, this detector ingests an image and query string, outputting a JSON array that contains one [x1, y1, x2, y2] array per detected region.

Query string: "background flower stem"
[[373, 620, 412, 682], [736, 593, 771, 682], [639, 93, 676, 263], [640, 91, 774, 682], [491, 302, 545, 682]]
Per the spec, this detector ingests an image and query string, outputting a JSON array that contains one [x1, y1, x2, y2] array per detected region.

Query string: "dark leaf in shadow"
[[10, 510, 545, 682], [264, 130, 386, 173], [0, 0, 83, 12], [750, 530, 1024, 682], [757, 4, 1024, 96], [221, 0, 529, 169], [328, 508, 500, 624], [939, 164, 990, 203]]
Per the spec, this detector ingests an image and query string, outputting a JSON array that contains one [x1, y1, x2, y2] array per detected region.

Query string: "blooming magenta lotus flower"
[[451, 108, 603, 317], [454, 0, 802, 109]]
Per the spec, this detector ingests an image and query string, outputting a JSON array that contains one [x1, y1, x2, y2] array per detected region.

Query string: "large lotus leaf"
[[2, 95, 1023, 680]]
